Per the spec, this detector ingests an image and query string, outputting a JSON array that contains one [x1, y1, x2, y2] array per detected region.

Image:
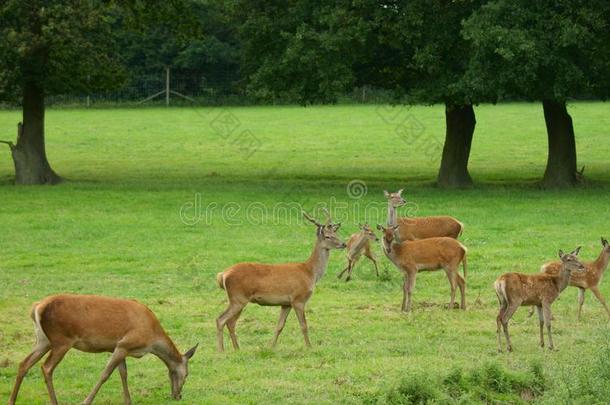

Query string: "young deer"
[[495, 248, 585, 352], [377, 224, 468, 312], [215, 210, 346, 352], [337, 223, 379, 282], [9, 294, 198, 405], [528, 237, 610, 320], [384, 189, 463, 241]]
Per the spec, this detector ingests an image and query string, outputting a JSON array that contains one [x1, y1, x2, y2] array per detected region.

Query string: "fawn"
[[337, 223, 379, 281]]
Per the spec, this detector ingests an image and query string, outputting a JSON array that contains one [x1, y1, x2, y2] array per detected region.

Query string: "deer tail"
[[216, 272, 225, 290], [494, 278, 508, 307], [457, 220, 465, 238]]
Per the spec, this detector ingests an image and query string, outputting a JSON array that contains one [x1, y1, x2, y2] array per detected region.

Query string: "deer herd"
[[8, 189, 610, 404]]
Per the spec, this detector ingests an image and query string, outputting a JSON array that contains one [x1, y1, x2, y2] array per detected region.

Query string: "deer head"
[[359, 223, 379, 242], [377, 224, 400, 253], [303, 211, 346, 250], [170, 344, 198, 400], [558, 247, 585, 274], [383, 189, 406, 208]]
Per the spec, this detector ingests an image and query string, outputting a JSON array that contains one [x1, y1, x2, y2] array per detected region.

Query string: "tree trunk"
[[541, 100, 577, 188], [10, 81, 61, 185], [436, 103, 475, 188]]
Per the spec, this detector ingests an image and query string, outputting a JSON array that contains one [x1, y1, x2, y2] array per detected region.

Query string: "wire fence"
[[42, 68, 395, 108]]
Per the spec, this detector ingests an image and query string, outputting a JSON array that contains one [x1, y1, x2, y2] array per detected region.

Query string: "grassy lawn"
[[1, 102, 610, 404]]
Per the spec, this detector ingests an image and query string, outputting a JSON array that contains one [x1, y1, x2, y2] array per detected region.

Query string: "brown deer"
[[384, 189, 463, 241], [528, 237, 610, 320], [9, 294, 198, 405], [215, 210, 346, 352], [377, 224, 467, 312], [495, 248, 585, 352], [337, 223, 379, 281]]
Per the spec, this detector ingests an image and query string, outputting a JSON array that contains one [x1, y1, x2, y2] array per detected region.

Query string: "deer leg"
[[403, 272, 416, 312], [589, 286, 610, 320], [496, 299, 507, 352], [501, 302, 520, 352], [527, 307, 535, 318], [542, 304, 554, 350], [337, 262, 350, 279], [577, 287, 586, 321], [8, 342, 50, 405], [271, 306, 291, 347], [293, 303, 311, 348], [457, 273, 466, 310], [83, 347, 128, 405], [41, 344, 71, 405], [226, 309, 243, 350], [346, 260, 356, 282], [117, 359, 132, 405], [445, 269, 457, 310], [217, 303, 245, 352], [535, 306, 544, 348], [365, 251, 379, 278]]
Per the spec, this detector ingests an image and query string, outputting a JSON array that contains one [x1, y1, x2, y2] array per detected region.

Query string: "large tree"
[[374, 0, 483, 188], [0, 0, 198, 185], [232, 0, 483, 187], [0, 1, 126, 184], [463, 0, 610, 187]]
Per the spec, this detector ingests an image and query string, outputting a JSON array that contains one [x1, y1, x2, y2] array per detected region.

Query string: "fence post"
[[166, 66, 170, 107]]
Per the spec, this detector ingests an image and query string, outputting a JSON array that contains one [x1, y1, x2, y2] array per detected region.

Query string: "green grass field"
[[1, 102, 610, 404]]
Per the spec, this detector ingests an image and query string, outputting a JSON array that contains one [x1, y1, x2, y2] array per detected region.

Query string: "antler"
[[302, 211, 323, 227], [321, 207, 332, 225]]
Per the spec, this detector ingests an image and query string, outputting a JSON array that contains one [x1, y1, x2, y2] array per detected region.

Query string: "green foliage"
[[0, 0, 125, 102], [373, 362, 545, 404], [463, 0, 610, 102]]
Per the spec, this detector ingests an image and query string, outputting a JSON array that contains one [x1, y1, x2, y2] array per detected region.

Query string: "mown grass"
[[0, 102, 609, 404]]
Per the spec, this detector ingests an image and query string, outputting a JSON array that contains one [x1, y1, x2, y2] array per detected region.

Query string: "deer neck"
[[592, 249, 610, 274], [387, 202, 397, 226], [153, 334, 183, 371], [306, 239, 330, 283], [555, 265, 573, 292]]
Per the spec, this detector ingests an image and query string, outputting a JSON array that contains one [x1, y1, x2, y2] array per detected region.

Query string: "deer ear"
[[397, 189, 404, 195], [333, 223, 341, 231], [393, 225, 400, 231], [572, 246, 582, 256], [558, 249, 565, 259], [376, 224, 383, 231], [184, 344, 198, 360], [602, 237, 608, 247], [383, 190, 390, 198]]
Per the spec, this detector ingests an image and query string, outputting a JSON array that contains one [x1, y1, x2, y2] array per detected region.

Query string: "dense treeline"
[[1, 0, 609, 186]]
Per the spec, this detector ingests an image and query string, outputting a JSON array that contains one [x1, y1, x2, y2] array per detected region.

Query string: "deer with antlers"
[[528, 238, 610, 321], [384, 189, 463, 241], [8, 294, 198, 405], [337, 224, 379, 282], [495, 248, 585, 352], [215, 210, 346, 351], [377, 224, 468, 312]]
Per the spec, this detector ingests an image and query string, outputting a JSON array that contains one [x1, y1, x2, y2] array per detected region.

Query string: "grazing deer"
[[215, 210, 346, 352], [377, 224, 467, 312], [384, 189, 463, 241], [495, 248, 585, 352], [337, 223, 379, 281], [528, 238, 610, 320], [9, 294, 198, 405]]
